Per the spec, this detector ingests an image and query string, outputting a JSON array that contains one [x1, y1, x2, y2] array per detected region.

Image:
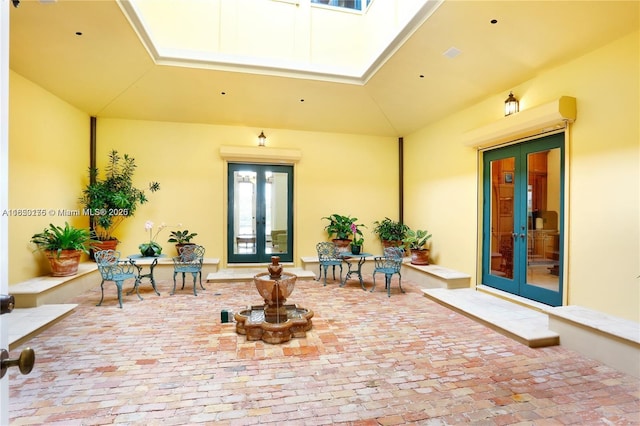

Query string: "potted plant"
[[167, 229, 198, 253], [349, 223, 364, 255], [322, 214, 364, 252], [79, 150, 160, 253], [138, 220, 166, 257], [30, 222, 96, 276], [402, 228, 432, 265], [373, 217, 409, 248]]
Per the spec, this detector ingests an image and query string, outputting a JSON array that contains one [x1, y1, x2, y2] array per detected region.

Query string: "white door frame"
[[1, 0, 11, 423]]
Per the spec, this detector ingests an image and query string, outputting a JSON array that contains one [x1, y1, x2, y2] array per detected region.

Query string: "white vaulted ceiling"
[[8, 0, 639, 137]]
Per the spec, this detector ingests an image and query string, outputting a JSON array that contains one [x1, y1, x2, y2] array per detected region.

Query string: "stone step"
[[206, 267, 316, 283], [7, 304, 77, 350], [423, 287, 559, 348]]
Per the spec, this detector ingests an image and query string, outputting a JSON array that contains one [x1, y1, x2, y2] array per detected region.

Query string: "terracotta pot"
[[90, 239, 118, 260], [332, 238, 352, 253], [410, 248, 430, 265], [381, 240, 403, 249], [45, 249, 82, 277], [175, 243, 196, 255]]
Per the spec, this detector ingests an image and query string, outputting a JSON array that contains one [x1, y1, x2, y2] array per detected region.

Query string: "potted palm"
[[322, 214, 364, 252], [373, 217, 409, 248], [30, 222, 96, 276], [80, 150, 160, 254], [402, 228, 432, 265]]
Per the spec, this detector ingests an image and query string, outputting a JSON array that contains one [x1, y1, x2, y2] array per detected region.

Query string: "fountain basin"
[[234, 258, 313, 344], [235, 305, 314, 344]]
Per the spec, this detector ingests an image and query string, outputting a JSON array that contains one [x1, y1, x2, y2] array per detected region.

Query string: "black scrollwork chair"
[[372, 246, 405, 297], [172, 245, 206, 296], [316, 242, 343, 286], [95, 250, 139, 308]]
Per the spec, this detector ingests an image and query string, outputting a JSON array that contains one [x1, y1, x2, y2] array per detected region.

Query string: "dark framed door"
[[227, 163, 293, 263], [482, 133, 564, 306]]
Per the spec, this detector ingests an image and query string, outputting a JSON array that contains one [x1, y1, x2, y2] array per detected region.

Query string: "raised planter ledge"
[[10, 258, 220, 308], [301, 256, 471, 289], [546, 305, 640, 377], [10, 262, 99, 308]]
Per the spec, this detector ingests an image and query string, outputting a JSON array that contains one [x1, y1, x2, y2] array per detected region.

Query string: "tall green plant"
[[80, 150, 160, 241]]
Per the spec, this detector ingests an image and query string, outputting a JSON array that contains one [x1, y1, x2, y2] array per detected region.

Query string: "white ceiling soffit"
[[117, 0, 444, 85], [463, 97, 577, 149]]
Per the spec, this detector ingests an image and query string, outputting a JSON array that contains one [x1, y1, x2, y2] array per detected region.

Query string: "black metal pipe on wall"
[[399, 136, 404, 223], [90, 116, 96, 184]]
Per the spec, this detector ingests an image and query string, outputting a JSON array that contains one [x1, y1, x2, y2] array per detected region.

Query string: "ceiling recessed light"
[[419, 74, 425, 78], [221, 91, 226, 95], [442, 47, 461, 59], [300, 99, 305, 102], [490, 19, 498, 24]]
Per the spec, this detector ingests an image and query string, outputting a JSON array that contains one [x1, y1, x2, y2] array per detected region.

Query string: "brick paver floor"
[[8, 276, 640, 425]]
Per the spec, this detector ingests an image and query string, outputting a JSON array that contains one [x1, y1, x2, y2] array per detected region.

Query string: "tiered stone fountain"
[[234, 256, 313, 344]]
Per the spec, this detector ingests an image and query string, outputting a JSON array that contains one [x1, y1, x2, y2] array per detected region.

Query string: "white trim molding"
[[219, 146, 302, 164], [463, 96, 577, 149]]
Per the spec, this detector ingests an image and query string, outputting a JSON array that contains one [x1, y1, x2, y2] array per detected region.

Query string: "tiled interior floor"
[[8, 275, 640, 425]]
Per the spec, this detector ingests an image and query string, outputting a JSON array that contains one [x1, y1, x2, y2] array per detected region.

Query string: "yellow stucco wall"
[[8, 71, 90, 283], [7, 30, 639, 322], [404, 30, 639, 321], [88, 119, 399, 268]]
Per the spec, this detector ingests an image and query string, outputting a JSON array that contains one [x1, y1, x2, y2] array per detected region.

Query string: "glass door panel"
[[228, 164, 293, 263], [483, 145, 520, 295], [232, 170, 257, 255], [491, 158, 515, 280], [521, 143, 563, 304], [267, 171, 290, 255]]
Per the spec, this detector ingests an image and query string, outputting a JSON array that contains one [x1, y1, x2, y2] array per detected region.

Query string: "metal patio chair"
[[316, 241, 343, 286], [372, 246, 404, 297], [95, 249, 139, 308], [171, 244, 206, 296]]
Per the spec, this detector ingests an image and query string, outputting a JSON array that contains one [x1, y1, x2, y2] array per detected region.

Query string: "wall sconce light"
[[258, 131, 266, 147], [504, 91, 519, 116]]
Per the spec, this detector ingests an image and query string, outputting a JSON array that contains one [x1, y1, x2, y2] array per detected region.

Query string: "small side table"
[[127, 254, 164, 298], [340, 252, 372, 291]]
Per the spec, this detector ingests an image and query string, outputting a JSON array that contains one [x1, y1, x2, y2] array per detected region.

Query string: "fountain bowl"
[[254, 271, 297, 306]]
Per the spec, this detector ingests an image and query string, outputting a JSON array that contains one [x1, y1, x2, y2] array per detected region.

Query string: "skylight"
[[119, 0, 442, 84]]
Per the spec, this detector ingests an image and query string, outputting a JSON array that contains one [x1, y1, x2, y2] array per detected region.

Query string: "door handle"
[[0, 294, 14, 315], [0, 348, 35, 379]]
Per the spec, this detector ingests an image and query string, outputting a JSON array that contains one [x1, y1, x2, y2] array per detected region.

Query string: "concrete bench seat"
[[401, 261, 471, 289], [546, 305, 640, 377], [10, 262, 100, 308]]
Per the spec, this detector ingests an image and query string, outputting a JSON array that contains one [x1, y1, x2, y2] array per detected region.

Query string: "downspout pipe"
[[399, 137, 404, 224], [89, 117, 96, 235], [90, 116, 96, 184]]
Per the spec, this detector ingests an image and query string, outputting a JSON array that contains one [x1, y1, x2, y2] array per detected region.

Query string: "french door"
[[482, 133, 564, 306], [227, 163, 293, 263]]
